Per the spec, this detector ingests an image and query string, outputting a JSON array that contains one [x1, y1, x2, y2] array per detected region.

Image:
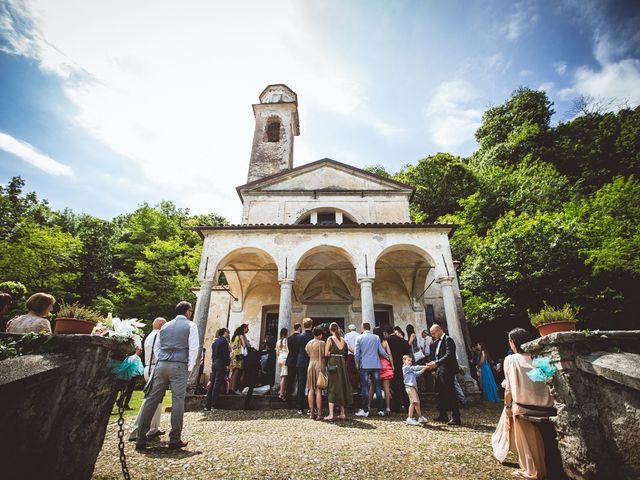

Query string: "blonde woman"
[[276, 328, 289, 400], [229, 324, 248, 394], [304, 326, 326, 420]]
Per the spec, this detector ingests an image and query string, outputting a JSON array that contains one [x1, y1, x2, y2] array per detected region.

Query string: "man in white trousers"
[[129, 317, 166, 441]]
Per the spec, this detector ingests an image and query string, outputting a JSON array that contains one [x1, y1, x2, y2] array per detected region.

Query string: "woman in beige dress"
[[305, 326, 326, 420], [493, 328, 555, 479], [6, 293, 55, 334], [276, 328, 289, 400]]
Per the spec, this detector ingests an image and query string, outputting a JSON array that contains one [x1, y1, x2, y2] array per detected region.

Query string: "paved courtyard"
[[93, 402, 518, 479]]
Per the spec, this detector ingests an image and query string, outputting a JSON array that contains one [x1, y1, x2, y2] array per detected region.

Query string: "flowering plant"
[[95, 313, 145, 348]]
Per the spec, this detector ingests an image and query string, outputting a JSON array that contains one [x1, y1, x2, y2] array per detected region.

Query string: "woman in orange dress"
[[305, 326, 326, 420], [495, 328, 555, 479]]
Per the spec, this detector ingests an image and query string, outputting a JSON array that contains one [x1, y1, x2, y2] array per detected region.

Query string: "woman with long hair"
[[324, 322, 352, 421], [492, 328, 554, 479], [305, 326, 326, 420], [479, 341, 500, 402], [369, 326, 394, 415], [229, 323, 248, 394], [276, 328, 289, 400]]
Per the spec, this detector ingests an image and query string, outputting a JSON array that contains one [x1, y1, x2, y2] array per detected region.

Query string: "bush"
[[529, 303, 578, 328]]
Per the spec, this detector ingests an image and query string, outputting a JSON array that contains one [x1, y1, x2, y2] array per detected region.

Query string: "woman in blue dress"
[[479, 342, 500, 402]]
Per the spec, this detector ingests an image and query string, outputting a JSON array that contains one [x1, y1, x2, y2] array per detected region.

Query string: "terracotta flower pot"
[[54, 317, 96, 334], [536, 320, 577, 337]]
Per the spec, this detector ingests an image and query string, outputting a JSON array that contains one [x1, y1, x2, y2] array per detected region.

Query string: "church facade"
[[190, 84, 478, 393]]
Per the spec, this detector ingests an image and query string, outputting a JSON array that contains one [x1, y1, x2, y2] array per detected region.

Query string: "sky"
[[0, 0, 639, 223]]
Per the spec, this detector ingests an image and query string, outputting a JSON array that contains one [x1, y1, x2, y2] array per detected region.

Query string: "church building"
[[191, 84, 477, 393]]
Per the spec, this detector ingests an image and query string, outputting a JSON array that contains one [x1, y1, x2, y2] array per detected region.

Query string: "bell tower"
[[247, 84, 300, 183]]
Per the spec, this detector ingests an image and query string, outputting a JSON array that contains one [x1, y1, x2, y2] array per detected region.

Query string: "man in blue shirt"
[[204, 328, 230, 411], [354, 322, 390, 417]]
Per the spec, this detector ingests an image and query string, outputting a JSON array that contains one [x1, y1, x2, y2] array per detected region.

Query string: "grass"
[[110, 390, 172, 419]]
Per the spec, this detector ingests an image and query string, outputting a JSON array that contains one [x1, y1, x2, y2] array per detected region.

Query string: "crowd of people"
[[1, 292, 558, 478]]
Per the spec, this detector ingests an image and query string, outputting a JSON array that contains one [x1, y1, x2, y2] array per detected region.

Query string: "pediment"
[[237, 159, 413, 195]]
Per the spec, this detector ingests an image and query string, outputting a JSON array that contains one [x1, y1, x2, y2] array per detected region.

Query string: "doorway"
[[311, 317, 345, 331]]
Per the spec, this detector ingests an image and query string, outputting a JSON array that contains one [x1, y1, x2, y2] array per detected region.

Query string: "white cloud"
[[506, 1, 538, 40], [554, 62, 567, 76], [558, 33, 640, 110], [538, 82, 554, 93], [519, 69, 533, 77], [0, 0, 401, 221], [424, 80, 482, 156], [0, 131, 73, 176], [488, 52, 512, 74]]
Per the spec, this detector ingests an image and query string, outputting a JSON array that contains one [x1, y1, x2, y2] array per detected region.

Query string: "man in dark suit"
[[295, 318, 314, 414], [427, 323, 462, 425], [384, 325, 411, 412], [285, 323, 301, 407]]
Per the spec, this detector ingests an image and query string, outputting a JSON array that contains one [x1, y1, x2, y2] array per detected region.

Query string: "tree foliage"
[[0, 178, 227, 322]]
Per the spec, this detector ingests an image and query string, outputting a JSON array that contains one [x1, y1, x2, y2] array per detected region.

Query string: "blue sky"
[[1, 0, 639, 222]]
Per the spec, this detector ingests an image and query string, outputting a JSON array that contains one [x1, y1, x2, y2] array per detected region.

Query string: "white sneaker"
[[417, 416, 428, 424], [377, 411, 385, 417], [406, 417, 419, 426], [355, 409, 369, 417]]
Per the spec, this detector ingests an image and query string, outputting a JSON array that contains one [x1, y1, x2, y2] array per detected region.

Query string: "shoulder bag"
[[316, 340, 328, 390], [412, 340, 425, 362]]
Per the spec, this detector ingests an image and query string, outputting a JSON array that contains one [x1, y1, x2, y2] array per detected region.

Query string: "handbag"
[[326, 338, 338, 373], [412, 341, 426, 362], [315, 340, 328, 390]]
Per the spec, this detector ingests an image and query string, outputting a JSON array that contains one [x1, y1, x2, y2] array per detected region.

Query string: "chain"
[[116, 389, 131, 480]]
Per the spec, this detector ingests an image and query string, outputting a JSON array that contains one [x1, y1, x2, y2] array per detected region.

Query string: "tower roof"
[[258, 84, 298, 105]]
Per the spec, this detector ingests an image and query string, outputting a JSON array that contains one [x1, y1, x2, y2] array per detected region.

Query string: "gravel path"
[[93, 402, 518, 479]]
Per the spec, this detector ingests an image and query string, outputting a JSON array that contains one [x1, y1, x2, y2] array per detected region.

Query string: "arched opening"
[[374, 244, 435, 330], [214, 247, 280, 346], [294, 245, 357, 326], [266, 120, 280, 142], [295, 208, 359, 225]]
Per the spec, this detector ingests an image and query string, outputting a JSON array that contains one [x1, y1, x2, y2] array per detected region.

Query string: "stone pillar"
[[274, 279, 294, 382], [188, 279, 213, 389], [437, 275, 479, 394], [358, 277, 375, 326]]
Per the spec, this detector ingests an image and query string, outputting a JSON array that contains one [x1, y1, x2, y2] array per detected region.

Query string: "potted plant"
[[529, 303, 578, 336], [54, 303, 104, 334]]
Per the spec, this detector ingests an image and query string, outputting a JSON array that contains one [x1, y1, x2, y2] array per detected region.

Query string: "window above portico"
[[297, 208, 356, 225]]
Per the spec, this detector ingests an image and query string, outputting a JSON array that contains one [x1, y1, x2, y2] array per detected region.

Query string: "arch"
[[213, 247, 279, 308], [264, 115, 281, 143], [374, 244, 435, 307], [291, 244, 358, 301], [372, 243, 436, 268], [294, 206, 363, 225]]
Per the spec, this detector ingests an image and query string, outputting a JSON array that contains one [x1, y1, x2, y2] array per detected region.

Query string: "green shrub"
[[56, 302, 104, 324], [529, 303, 578, 327]]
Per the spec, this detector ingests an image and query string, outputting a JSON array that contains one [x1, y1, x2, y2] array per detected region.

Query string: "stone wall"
[[523, 330, 640, 480], [0, 334, 131, 480]]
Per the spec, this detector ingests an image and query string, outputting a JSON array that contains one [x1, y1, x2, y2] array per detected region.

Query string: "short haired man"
[[204, 328, 230, 411], [136, 302, 199, 450], [343, 323, 359, 391], [285, 323, 301, 407], [129, 317, 167, 441], [427, 324, 462, 425], [354, 322, 389, 417]]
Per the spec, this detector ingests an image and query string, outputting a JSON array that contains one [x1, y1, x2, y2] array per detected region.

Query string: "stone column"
[[188, 279, 213, 390], [358, 277, 375, 326], [437, 275, 479, 394], [274, 279, 294, 383]]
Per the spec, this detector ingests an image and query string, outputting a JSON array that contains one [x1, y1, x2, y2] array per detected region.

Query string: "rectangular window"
[[317, 212, 336, 224]]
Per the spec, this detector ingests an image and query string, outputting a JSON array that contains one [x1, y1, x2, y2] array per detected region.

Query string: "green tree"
[[395, 153, 478, 222], [0, 220, 82, 300]]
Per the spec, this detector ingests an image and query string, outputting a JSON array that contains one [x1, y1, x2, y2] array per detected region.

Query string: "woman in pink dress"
[[368, 326, 394, 415]]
